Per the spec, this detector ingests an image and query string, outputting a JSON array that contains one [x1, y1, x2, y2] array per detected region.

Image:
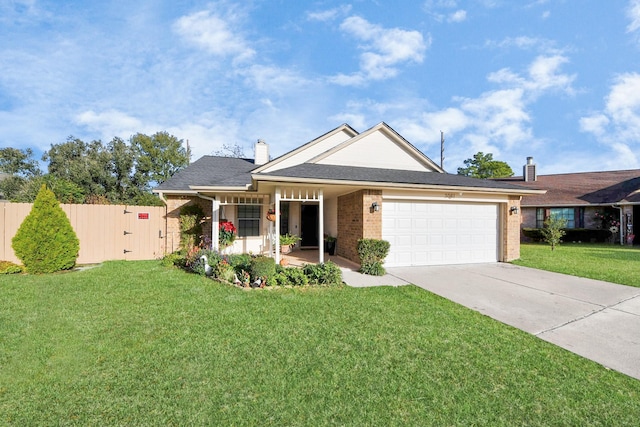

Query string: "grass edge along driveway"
[[1, 260, 639, 425], [514, 242, 640, 288]]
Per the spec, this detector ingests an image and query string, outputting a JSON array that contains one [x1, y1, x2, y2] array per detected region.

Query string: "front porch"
[[281, 248, 359, 269]]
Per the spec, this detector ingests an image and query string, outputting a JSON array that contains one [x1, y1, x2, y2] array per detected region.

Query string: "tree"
[[12, 184, 79, 273], [131, 131, 189, 190], [457, 152, 514, 179], [0, 147, 41, 177], [0, 148, 41, 200], [44, 137, 114, 198], [213, 143, 246, 158], [107, 137, 136, 202], [540, 216, 567, 251]]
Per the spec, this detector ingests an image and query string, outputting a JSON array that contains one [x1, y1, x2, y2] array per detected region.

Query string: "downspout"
[[199, 194, 219, 251], [612, 205, 623, 246]]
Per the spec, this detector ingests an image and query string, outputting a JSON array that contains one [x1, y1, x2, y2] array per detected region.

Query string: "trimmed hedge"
[[357, 238, 391, 276]]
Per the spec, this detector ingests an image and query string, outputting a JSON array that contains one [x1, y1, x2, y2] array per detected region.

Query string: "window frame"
[[237, 205, 261, 237]]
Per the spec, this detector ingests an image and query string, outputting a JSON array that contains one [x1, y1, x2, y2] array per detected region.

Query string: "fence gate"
[[122, 207, 165, 261]]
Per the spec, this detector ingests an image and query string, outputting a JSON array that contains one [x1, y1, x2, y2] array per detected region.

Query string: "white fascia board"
[[253, 174, 547, 196], [189, 185, 252, 192]]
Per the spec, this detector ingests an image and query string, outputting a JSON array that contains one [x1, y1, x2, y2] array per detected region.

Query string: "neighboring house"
[[495, 158, 640, 245], [154, 123, 542, 267]]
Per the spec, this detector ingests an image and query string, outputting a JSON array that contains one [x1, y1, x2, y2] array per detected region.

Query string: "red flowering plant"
[[219, 221, 237, 248]]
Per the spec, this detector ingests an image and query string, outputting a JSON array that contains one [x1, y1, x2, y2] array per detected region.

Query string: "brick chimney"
[[523, 157, 537, 182], [254, 139, 269, 165]]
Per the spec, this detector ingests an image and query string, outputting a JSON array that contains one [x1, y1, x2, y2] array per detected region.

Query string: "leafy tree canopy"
[[457, 152, 514, 179], [0, 147, 41, 177], [131, 131, 189, 190], [3, 131, 187, 205]]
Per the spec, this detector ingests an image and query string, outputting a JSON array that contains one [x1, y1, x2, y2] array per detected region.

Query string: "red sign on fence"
[[138, 212, 149, 220]]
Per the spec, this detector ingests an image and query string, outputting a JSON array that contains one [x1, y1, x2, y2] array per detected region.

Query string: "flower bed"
[[163, 248, 342, 288]]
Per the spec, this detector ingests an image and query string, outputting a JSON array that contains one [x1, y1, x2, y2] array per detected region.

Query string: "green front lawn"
[[514, 243, 640, 287], [2, 261, 639, 425]]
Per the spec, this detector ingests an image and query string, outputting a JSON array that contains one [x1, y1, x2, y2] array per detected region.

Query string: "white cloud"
[[485, 36, 562, 54], [448, 10, 467, 23], [579, 73, 640, 168], [172, 6, 255, 63], [307, 5, 352, 22], [488, 55, 575, 99], [75, 110, 145, 141], [627, 0, 640, 33], [330, 16, 429, 86]]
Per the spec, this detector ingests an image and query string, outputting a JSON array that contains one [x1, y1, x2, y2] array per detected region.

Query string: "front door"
[[301, 204, 319, 247]]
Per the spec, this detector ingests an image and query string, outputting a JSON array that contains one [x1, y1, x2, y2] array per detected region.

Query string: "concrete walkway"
[[341, 262, 640, 380]]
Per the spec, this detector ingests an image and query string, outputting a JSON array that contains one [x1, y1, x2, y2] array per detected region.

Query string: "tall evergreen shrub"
[[12, 184, 80, 273], [179, 204, 205, 249]]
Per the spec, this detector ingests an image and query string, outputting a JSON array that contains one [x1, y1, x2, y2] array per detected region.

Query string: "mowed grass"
[[1, 261, 640, 426], [514, 243, 640, 287]]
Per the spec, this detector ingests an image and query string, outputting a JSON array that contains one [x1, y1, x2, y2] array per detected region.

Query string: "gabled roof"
[[311, 122, 444, 173], [253, 123, 359, 174], [495, 169, 640, 206], [154, 156, 255, 192], [255, 163, 540, 193]]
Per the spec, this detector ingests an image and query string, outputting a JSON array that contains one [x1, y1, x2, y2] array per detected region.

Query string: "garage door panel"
[[383, 200, 499, 267]]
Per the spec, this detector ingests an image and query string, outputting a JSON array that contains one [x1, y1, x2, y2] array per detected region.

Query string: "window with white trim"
[[237, 205, 260, 237]]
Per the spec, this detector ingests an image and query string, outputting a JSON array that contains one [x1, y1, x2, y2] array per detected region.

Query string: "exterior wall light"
[[509, 206, 519, 214], [371, 202, 380, 212]]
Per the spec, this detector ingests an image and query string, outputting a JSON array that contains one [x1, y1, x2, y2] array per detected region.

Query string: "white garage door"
[[382, 201, 499, 267]]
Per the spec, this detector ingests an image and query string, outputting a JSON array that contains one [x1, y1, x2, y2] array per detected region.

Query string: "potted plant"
[[219, 220, 237, 249], [266, 209, 276, 222], [279, 233, 301, 254], [324, 235, 337, 255]]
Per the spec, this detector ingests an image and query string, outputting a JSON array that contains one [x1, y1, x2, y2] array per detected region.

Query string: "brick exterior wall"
[[164, 196, 212, 253], [503, 196, 521, 262], [337, 189, 382, 264]]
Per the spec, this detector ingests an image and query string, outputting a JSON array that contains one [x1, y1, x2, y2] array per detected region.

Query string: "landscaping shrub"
[[250, 256, 276, 281], [281, 267, 309, 286], [0, 261, 23, 275], [12, 184, 80, 274], [227, 253, 252, 274], [541, 216, 567, 251], [303, 261, 342, 285], [179, 204, 205, 249], [159, 252, 185, 268], [357, 238, 390, 276], [214, 260, 236, 283]]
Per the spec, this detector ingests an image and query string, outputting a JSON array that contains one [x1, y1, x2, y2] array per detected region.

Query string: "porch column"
[[212, 198, 220, 251], [275, 187, 281, 264], [318, 189, 324, 263]]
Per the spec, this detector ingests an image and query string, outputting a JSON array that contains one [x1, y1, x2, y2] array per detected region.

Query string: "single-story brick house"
[[494, 158, 640, 245], [154, 123, 542, 267]]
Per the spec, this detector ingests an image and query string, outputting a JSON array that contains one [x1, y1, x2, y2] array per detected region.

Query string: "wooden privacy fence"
[[1, 203, 166, 265]]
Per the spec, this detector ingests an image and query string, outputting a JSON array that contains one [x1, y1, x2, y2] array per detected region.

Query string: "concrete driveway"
[[343, 263, 640, 380]]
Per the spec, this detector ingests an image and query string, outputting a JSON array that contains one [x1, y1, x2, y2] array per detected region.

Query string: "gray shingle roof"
[[155, 156, 255, 191], [258, 163, 534, 191]]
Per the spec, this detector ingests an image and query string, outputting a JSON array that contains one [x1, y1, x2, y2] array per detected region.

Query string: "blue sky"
[[2, 0, 640, 175]]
